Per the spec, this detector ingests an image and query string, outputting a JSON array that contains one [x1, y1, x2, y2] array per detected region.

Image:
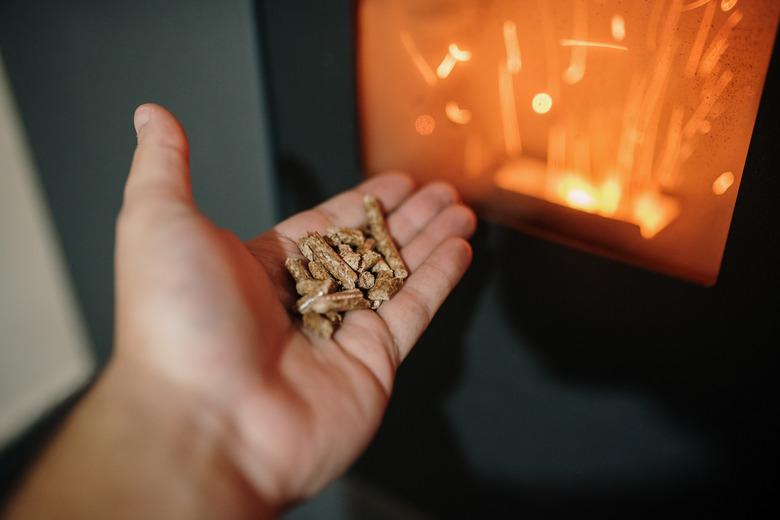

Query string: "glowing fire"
[[400, 1, 752, 240], [445, 101, 472, 125], [359, 0, 779, 283], [557, 177, 600, 212], [611, 15, 627, 41], [712, 171, 735, 195], [560, 40, 629, 51], [414, 114, 435, 136], [503, 21, 522, 74], [494, 160, 680, 238], [436, 43, 472, 79], [531, 93, 553, 114]]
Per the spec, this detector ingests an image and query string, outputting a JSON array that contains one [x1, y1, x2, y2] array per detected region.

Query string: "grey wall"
[[1, 0, 277, 363], [0, 55, 93, 448]]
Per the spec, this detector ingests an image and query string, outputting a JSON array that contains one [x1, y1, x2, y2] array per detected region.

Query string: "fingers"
[[245, 172, 414, 298], [122, 104, 193, 214], [378, 237, 473, 361], [335, 202, 475, 377], [386, 182, 460, 247], [246, 176, 474, 306], [397, 204, 476, 271], [274, 172, 415, 240]]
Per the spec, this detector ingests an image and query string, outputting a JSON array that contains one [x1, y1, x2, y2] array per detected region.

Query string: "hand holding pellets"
[[284, 195, 408, 338]]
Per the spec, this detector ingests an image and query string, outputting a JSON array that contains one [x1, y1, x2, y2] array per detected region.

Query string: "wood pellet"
[[283, 195, 407, 339]]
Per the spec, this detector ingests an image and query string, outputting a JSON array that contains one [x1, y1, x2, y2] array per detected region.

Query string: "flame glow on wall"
[[358, 0, 779, 284]]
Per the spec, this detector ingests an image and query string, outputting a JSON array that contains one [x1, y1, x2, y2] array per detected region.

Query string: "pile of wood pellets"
[[284, 195, 408, 339]]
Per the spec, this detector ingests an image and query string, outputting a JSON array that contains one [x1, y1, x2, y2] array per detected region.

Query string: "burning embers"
[[398, 0, 747, 239], [359, 0, 778, 283]]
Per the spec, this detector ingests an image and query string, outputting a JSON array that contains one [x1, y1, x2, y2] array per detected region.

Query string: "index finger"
[[274, 172, 415, 240]]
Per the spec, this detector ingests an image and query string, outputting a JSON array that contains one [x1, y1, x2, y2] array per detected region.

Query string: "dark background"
[[2, 0, 778, 517]]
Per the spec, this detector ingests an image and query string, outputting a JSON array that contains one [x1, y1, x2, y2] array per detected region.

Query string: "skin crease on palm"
[[5, 104, 476, 519]]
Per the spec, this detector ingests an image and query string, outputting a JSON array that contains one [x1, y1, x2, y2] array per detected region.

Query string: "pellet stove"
[[358, 0, 779, 285], [259, 1, 779, 515]]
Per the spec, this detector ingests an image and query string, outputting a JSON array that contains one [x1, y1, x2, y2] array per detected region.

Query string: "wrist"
[[100, 356, 277, 518], [8, 355, 277, 519]]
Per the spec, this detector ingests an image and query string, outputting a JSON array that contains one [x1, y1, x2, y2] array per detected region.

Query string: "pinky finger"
[[378, 237, 473, 361]]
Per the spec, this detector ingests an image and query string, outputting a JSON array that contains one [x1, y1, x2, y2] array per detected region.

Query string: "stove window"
[[358, 0, 779, 284]]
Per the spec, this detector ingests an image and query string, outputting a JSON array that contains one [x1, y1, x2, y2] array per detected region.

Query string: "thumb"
[[123, 104, 193, 212]]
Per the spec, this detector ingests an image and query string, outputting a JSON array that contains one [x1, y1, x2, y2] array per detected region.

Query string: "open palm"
[[115, 104, 476, 507]]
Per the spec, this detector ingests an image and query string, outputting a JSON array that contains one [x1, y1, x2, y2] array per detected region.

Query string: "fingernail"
[[133, 106, 151, 135]]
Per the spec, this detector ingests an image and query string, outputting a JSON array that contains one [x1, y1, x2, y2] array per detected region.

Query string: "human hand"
[[108, 104, 476, 512]]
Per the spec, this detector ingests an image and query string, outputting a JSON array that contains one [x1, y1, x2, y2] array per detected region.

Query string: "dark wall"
[[259, 1, 779, 517], [0, 0, 278, 502], [0, 0, 277, 364]]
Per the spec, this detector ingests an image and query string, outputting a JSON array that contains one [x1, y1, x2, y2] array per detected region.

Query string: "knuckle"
[[379, 320, 403, 371], [388, 211, 415, 239], [382, 170, 415, 189], [314, 206, 340, 228], [428, 180, 459, 204], [403, 285, 434, 327]]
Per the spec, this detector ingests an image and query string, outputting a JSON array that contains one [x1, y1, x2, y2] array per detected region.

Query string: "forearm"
[[4, 358, 272, 519]]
